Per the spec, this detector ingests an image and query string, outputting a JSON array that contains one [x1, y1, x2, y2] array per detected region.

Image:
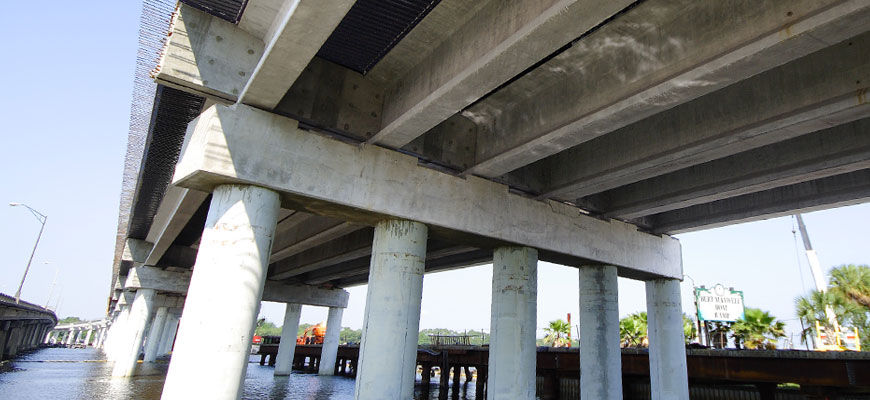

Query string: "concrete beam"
[[154, 4, 264, 102], [124, 266, 191, 294], [144, 186, 209, 266], [269, 228, 374, 280], [261, 282, 349, 308], [527, 31, 870, 200], [649, 169, 870, 234], [594, 118, 870, 219], [460, 0, 870, 178], [270, 218, 363, 263], [173, 104, 681, 278], [367, 0, 634, 148], [122, 238, 153, 265], [237, 0, 355, 109]]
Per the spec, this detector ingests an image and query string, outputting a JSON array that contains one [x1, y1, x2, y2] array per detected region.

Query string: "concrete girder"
[[237, 0, 355, 109], [154, 4, 265, 102], [270, 217, 363, 264], [458, 0, 870, 178], [144, 186, 209, 266], [592, 118, 870, 219], [648, 169, 870, 234], [524, 32, 870, 201], [269, 228, 375, 280], [236, 0, 283, 41], [367, 0, 634, 148], [172, 104, 681, 279]]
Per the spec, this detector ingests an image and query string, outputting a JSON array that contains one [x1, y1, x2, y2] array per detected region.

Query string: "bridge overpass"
[[102, 0, 870, 399], [0, 293, 57, 360]]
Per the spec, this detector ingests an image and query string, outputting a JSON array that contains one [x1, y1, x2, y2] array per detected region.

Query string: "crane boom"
[[795, 213, 841, 342]]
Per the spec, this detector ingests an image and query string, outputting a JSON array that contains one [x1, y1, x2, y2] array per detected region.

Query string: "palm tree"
[[682, 313, 698, 344], [543, 319, 571, 347], [731, 308, 786, 349], [829, 264, 870, 308], [619, 312, 648, 348]]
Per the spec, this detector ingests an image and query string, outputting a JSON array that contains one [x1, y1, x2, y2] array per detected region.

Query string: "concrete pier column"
[[107, 305, 131, 360], [84, 329, 94, 347], [274, 303, 302, 376], [487, 247, 538, 400], [162, 184, 280, 400], [65, 329, 75, 345], [113, 288, 156, 377], [646, 279, 689, 400], [318, 306, 344, 375], [159, 314, 179, 355], [44, 330, 53, 344], [354, 220, 428, 400], [579, 265, 622, 399], [144, 307, 169, 362]]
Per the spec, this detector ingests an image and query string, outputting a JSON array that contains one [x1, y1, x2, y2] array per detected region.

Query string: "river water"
[[0, 348, 479, 399]]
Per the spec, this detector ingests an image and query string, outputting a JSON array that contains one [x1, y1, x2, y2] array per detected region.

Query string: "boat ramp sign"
[[695, 284, 744, 322]]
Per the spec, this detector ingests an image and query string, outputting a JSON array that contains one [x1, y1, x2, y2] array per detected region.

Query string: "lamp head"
[[9, 202, 21, 206]]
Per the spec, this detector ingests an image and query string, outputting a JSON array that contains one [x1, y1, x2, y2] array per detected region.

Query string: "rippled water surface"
[[0, 348, 478, 399]]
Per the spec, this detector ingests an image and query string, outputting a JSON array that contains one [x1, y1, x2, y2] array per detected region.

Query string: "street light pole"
[[9, 202, 48, 304]]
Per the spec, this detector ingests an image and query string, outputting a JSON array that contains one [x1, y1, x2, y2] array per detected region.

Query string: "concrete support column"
[[162, 184, 280, 400], [354, 220, 428, 400], [96, 327, 107, 349], [274, 303, 302, 376], [107, 305, 131, 360], [112, 288, 156, 377], [65, 329, 75, 345], [144, 307, 169, 362], [159, 314, 179, 355], [646, 279, 690, 400], [44, 330, 53, 344], [84, 329, 94, 347], [579, 265, 622, 399], [318, 306, 344, 375], [487, 247, 538, 400]]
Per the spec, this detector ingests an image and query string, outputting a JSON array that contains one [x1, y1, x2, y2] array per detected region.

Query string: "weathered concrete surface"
[[646, 279, 689, 400], [462, 0, 870, 178], [355, 220, 427, 400], [274, 303, 301, 376], [368, 0, 633, 148], [579, 265, 622, 399], [261, 282, 349, 308], [154, 5, 264, 102], [592, 118, 870, 219], [144, 306, 168, 362], [318, 307, 343, 376], [113, 288, 155, 377], [125, 266, 192, 294], [488, 247, 538, 400], [144, 186, 208, 266], [162, 184, 280, 400], [237, 0, 355, 109], [172, 104, 682, 279], [649, 169, 870, 234], [524, 32, 870, 201]]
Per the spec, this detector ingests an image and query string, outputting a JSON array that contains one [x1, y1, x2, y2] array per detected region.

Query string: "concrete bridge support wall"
[[579, 265, 622, 399], [274, 303, 301, 376], [144, 306, 169, 362], [158, 313, 178, 355], [318, 306, 343, 376], [113, 288, 156, 377], [162, 184, 281, 400], [487, 247, 538, 400], [646, 279, 690, 399], [354, 220, 427, 400], [84, 329, 94, 346]]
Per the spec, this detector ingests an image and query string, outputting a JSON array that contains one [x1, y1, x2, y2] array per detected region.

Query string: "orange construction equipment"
[[297, 322, 326, 345]]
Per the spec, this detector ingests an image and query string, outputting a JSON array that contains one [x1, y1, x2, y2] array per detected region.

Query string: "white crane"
[[795, 214, 842, 346]]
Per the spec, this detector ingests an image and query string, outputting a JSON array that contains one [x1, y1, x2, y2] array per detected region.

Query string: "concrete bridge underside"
[[105, 0, 870, 399]]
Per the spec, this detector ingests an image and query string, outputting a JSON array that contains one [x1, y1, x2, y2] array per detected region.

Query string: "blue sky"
[[1, 2, 867, 344]]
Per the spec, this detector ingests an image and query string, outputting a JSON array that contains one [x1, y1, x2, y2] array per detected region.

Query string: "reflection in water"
[[0, 348, 481, 400]]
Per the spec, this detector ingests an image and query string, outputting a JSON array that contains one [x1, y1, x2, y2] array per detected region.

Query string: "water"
[[0, 348, 478, 399]]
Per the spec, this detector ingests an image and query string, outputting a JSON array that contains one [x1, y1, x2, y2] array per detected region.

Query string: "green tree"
[[795, 265, 870, 349], [683, 313, 698, 344], [731, 307, 786, 349], [543, 319, 571, 347], [58, 316, 84, 325], [254, 318, 282, 336], [340, 327, 362, 344], [829, 264, 870, 308], [619, 312, 647, 348]]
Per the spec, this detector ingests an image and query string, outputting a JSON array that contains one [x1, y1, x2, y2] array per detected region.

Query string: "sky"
[[0, 2, 867, 346]]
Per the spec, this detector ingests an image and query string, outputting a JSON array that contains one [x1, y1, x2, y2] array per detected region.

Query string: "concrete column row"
[[152, 183, 688, 400]]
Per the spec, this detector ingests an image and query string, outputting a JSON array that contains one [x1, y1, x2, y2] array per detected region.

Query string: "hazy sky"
[[1, 2, 867, 344]]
